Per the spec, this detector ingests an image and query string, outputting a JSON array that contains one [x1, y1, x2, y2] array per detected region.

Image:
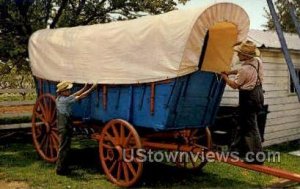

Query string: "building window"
[[290, 68, 300, 93]]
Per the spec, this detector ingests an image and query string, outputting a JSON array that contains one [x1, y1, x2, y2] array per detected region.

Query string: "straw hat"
[[233, 40, 260, 57], [56, 81, 73, 92]]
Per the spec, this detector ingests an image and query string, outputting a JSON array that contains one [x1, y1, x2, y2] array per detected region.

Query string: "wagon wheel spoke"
[[111, 124, 119, 144], [51, 133, 59, 152], [117, 161, 122, 181], [120, 124, 125, 145], [126, 162, 137, 177], [38, 101, 48, 121], [48, 98, 54, 120], [43, 135, 50, 156], [122, 162, 130, 182], [109, 160, 117, 173], [102, 143, 114, 149], [35, 112, 47, 124], [50, 135, 59, 152], [124, 132, 133, 147], [103, 132, 117, 146], [51, 131, 59, 142], [49, 100, 57, 123], [43, 97, 50, 118], [49, 108, 56, 123], [99, 119, 143, 187], [51, 126, 58, 132], [49, 134, 54, 158]]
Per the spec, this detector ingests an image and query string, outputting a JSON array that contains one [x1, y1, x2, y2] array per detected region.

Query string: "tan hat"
[[233, 40, 260, 57], [56, 81, 73, 92]]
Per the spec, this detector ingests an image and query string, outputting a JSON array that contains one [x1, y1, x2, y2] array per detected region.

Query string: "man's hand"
[[221, 73, 228, 81], [83, 83, 88, 89], [91, 83, 97, 89], [221, 73, 239, 89]]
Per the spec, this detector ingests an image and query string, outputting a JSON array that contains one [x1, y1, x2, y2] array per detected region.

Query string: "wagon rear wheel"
[[175, 127, 212, 170], [32, 94, 59, 163], [99, 119, 143, 187]]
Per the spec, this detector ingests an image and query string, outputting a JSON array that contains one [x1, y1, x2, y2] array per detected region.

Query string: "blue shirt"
[[56, 95, 76, 116]]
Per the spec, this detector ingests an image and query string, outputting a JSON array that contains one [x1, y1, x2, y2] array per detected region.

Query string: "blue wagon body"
[[37, 70, 225, 131]]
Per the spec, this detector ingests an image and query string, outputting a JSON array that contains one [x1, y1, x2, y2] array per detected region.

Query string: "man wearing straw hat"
[[56, 81, 97, 175], [221, 40, 264, 164]]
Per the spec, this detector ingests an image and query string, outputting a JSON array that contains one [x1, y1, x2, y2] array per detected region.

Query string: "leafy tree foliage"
[[0, 61, 34, 89], [0, 0, 189, 78], [264, 0, 299, 33]]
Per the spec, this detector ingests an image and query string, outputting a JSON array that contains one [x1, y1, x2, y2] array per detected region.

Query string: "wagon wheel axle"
[[174, 127, 212, 170]]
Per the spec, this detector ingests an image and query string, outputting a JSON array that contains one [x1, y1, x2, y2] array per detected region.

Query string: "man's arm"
[[75, 84, 97, 100], [71, 83, 88, 97], [221, 73, 240, 89], [222, 69, 238, 75]]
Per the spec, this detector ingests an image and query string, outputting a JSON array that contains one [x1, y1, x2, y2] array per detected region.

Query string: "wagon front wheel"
[[99, 119, 143, 187], [32, 94, 59, 163]]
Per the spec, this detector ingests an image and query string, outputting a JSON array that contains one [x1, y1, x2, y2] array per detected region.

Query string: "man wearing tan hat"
[[221, 40, 264, 164], [56, 81, 97, 175]]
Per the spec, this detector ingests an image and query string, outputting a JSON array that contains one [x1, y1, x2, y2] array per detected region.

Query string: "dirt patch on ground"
[[0, 105, 33, 115], [0, 180, 29, 189]]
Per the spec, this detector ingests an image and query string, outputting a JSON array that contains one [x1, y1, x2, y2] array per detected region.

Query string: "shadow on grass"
[[268, 140, 300, 153], [67, 148, 259, 188], [66, 146, 259, 188], [138, 162, 259, 188]]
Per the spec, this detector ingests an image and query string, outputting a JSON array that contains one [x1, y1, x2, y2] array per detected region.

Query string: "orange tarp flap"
[[201, 22, 238, 73]]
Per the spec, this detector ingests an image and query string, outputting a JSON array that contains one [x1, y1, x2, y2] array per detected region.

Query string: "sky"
[[177, 0, 268, 30]]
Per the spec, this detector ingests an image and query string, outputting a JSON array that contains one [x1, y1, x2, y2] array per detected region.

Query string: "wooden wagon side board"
[[35, 71, 225, 131]]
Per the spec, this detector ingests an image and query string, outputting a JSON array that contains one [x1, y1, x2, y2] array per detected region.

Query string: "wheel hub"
[[45, 122, 51, 134], [115, 146, 123, 160]]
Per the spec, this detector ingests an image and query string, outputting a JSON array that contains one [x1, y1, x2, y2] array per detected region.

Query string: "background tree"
[[0, 0, 189, 84], [264, 0, 299, 33]]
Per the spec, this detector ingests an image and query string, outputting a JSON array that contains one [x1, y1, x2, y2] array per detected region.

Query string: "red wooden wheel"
[[174, 127, 212, 170], [32, 94, 59, 163], [99, 119, 143, 187]]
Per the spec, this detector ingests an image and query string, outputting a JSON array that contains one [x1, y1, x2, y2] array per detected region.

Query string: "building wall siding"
[[221, 49, 300, 146]]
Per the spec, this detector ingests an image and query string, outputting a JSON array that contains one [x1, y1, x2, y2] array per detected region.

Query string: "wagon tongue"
[[214, 152, 300, 183]]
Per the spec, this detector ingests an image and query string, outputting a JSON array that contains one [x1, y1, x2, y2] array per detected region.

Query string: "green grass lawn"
[[0, 133, 299, 189]]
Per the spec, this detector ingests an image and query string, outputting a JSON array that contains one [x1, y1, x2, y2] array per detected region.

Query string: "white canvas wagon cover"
[[29, 3, 249, 84]]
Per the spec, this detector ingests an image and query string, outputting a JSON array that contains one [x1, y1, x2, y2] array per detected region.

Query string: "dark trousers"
[[239, 108, 263, 155], [56, 113, 73, 172], [231, 85, 264, 157]]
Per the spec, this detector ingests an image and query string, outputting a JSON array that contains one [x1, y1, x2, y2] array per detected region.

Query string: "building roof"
[[248, 29, 300, 51]]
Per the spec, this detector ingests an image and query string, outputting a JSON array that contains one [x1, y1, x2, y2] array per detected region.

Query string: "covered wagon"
[[28, 2, 300, 187]]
